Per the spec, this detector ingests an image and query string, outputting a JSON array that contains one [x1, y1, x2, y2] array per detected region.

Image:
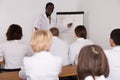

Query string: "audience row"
[[0, 24, 120, 80]]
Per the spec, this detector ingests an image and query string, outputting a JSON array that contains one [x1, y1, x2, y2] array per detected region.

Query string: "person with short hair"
[[0, 24, 33, 70], [50, 27, 70, 66], [33, 2, 72, 31], [77, 45, 109, 80], [19, 30, 62, 80], [69, 25, 93, 64], [104, 29, 120, 80], [33, 2, 56, 30]]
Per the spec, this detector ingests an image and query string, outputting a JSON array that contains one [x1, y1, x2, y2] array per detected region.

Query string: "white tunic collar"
[[77, 38, 85, 41], [85, 75, 105, 80], [113, 46, 120, 50]]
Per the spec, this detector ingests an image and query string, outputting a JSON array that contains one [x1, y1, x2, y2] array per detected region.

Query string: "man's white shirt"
[[69, 38, 93, 64], [104, 46, 120, 80], [50, 37, 70, 66], [33, 12, 56, 30]]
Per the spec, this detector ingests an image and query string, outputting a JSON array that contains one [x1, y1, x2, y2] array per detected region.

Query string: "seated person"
[[19, 30, 62, 80], [69, 25, 93, 65], [77, 45, 109, 80], [0, 24, 34, 71], [50, 27, 70, 66], [104, 29, 120, 80]]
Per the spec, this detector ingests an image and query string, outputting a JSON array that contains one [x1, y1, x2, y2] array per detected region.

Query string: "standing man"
[[33, 2, 72, 31], [33, 2, 56, 30]]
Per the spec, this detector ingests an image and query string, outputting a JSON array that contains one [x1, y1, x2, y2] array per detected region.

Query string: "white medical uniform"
[[19, 51, 62, 80], [104, 46, 120, 80], [33, 12, 56, 30], [0, 40, 34, 69], [69, 38, 93, 64], [50, 36, 70, 66]]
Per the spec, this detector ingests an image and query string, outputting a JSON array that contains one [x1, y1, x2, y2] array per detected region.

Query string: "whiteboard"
[[56, 12, 84, 44]]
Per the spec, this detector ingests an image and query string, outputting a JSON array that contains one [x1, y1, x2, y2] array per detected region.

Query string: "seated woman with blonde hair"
[[19, 30, 62, 80], [77, 45, 109, 80]]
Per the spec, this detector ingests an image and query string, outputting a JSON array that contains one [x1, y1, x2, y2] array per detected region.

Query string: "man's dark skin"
[[35, 2, 72, 31]]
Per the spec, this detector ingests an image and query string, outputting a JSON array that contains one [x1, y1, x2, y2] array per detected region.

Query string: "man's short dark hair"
[[110, 29, 120, 45], [6, 24, 23, 40], [46, 2, 54, 8], [75, 25, 87, 39], [49, 27, 59, 36]]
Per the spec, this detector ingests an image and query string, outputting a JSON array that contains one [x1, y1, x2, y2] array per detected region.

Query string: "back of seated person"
[[19, 30, 62, 80], [0, 24, 34, 70], [77, 45, 109, 80], [69, 25, 94, 65], [50, 27, 70, 66], [104, 29, 120, 80]]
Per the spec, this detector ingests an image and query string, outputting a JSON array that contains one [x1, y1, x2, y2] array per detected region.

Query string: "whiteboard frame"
[[56, 11, 84, 44]]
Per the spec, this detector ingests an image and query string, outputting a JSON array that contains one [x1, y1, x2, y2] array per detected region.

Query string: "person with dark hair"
[[33, 2, 56, 31], [104, 29, 120, 80], [6, 24, 23, 40], [50, 27, 59, 36], [0, 24, 34, 70], [33, 2, 72, 31], [69, 25, 93, 65], [77, 45, 109, 80], [50, 27, 70, 66]]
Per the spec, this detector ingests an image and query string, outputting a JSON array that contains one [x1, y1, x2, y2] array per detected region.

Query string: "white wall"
[[1, 0, 120, 49], [0, 0, 78, 45], [77, 0, 120, 49]]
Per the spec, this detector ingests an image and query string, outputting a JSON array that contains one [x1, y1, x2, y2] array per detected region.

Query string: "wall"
[[77, 0, 120, 49], [1, 0, 120, 49], [0, 0, 78, 45]]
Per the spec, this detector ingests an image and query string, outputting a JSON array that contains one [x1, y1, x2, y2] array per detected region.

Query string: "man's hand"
[[34, 27, 39, 31], [67, 23, 73, 28]]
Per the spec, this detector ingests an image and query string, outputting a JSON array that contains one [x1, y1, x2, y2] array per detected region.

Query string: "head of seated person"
[[6, 24, 22, 41], [110, 28, 120, 47], [49, 27, 59, 37], [75, 25, 87, 39], [30, 30, 52, 52], [77, 45, 109, 80]]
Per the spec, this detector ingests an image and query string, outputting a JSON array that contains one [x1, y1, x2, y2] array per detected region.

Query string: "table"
[[0, 61, 5, 69], [0, 71, 22, 80], [59, 65, 77, 77], [0, 65, 77, 80], [0, 61, 5, 65]]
